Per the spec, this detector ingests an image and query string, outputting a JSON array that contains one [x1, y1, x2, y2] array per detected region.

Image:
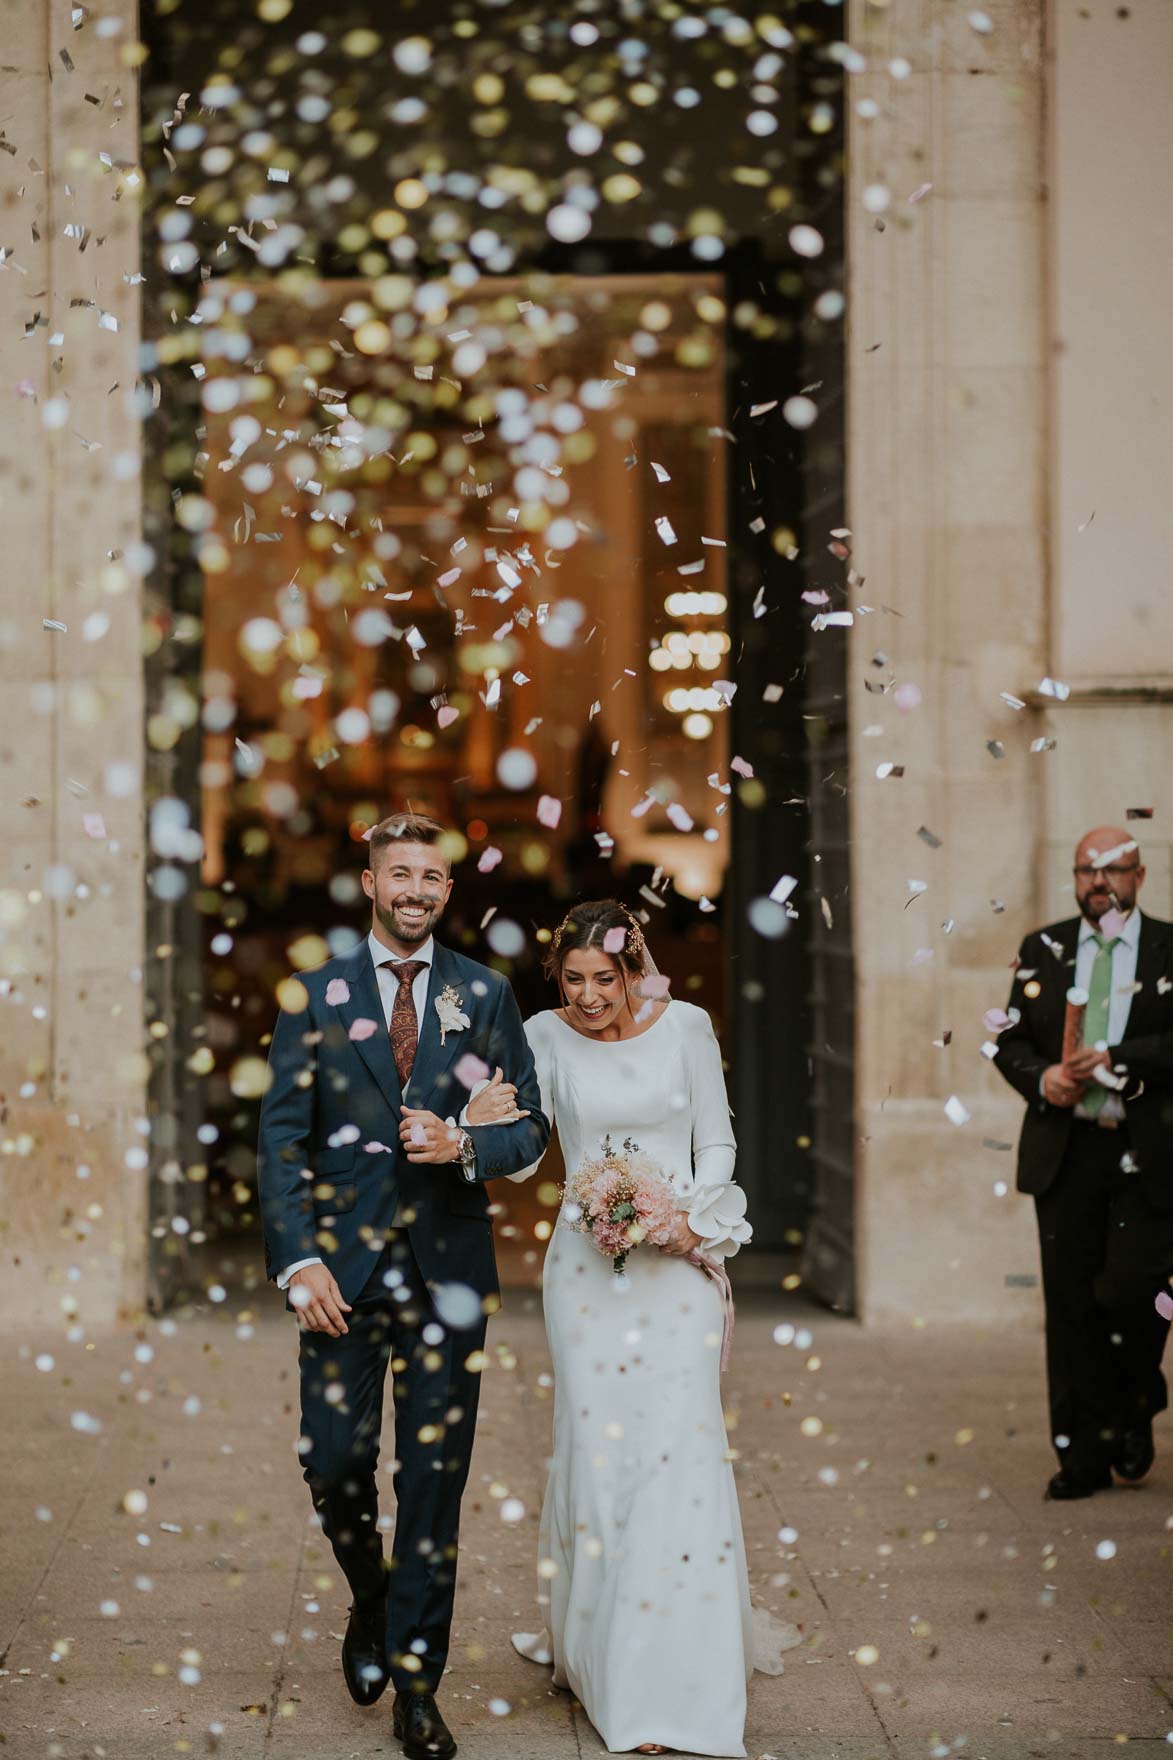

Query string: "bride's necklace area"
[[557, 998, 669, 1042]]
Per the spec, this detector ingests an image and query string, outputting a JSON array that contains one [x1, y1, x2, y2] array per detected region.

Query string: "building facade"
[[1, 0, 1170, 1328]]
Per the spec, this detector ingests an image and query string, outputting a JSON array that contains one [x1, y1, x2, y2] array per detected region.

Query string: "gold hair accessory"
[[551, 908, 647, 964]]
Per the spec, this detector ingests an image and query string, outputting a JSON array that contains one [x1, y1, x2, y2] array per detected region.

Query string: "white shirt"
[[1071, 906, 1141, 1120], [278, 934, 474, 1289]]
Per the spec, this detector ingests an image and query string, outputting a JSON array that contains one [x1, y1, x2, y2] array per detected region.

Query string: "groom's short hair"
[[367, 811, 450, 870]]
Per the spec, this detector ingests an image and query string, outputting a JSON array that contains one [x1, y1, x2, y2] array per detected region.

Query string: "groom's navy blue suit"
[[258, 935, 548, 1693]]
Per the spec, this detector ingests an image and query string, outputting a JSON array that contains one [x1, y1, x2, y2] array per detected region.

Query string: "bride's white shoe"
[[511, 1630, 554, 1667]]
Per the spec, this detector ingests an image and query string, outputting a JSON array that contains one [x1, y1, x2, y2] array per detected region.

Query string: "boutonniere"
[[435, 984, 471, 1045]]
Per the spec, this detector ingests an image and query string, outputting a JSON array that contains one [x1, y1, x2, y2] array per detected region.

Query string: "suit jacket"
[[257, 937, 550, 1308], [993, 912, 1173, 1210]]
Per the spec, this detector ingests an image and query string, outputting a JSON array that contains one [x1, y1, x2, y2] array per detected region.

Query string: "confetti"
[[454, 1053, 490, 1090]]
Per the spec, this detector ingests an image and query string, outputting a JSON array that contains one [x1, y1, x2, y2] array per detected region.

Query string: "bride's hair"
[[542, 899, 647, 983]]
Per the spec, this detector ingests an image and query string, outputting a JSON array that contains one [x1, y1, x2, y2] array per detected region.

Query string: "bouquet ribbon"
[[687, 1248, 735, 1370]]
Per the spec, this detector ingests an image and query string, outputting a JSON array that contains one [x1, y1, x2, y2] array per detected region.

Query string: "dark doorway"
[[138, 3, 849, 1307]]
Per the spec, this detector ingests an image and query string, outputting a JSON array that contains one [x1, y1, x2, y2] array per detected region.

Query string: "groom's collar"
[[1077, 907, 1143, 950], [366, 930, 435, 969]]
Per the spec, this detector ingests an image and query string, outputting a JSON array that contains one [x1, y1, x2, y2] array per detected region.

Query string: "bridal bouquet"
[[565, 1135, 679, 1275]]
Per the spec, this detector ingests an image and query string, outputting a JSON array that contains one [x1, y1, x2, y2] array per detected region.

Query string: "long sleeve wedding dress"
[[508, 1002, 798, 1757]]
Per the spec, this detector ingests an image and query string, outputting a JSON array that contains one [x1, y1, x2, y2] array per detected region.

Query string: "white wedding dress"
[[507, 1002, 799, 1757]]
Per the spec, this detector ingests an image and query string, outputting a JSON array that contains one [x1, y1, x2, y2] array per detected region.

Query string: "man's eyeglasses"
[[1073, 864, 1140, 880]]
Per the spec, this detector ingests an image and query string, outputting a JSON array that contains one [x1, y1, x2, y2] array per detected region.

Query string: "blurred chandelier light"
[[665, 686, 727, 714], [648, 629, 731, 672], [663, 590, 727, 616]]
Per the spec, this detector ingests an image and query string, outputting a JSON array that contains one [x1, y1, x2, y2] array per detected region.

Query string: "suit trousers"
[[1034, 1121, 1172, 1477], [297, 1229, 488, 1693]]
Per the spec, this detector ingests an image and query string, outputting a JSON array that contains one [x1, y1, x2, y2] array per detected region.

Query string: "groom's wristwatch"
[[456, 1129, 477, 1179]]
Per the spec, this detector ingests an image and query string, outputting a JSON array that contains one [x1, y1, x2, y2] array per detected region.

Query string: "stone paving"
[[2, 1266, 1171, 1760]]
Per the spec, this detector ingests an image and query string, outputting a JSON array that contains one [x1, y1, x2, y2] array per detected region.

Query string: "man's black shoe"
[[393, 1689, 457, 1759], [1113, 1420, 1155, 1483], [341, 1595, 389, 1707], [1045, 1466, 1112, 1501]]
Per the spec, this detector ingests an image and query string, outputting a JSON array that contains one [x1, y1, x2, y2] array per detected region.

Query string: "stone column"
[[0, 0, 145, 1327], [846, 1, 1050, 1321], [1038, 0, 1173, 910]]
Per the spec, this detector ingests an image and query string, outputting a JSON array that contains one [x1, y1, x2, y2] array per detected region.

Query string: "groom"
[[258, 812, 548, 1759]]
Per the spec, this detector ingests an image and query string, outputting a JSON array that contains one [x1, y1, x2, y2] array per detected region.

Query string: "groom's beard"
[[375, 896, 444, 945]]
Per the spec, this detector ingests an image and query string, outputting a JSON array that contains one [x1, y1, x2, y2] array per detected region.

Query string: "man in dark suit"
[[258, 812, 549, 1759], [994, 825, 1173, 1501]]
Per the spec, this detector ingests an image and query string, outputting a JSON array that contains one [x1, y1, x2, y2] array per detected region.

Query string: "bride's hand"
[[466, 1066, 530, 1128], [660, 1213, 703, 1257]]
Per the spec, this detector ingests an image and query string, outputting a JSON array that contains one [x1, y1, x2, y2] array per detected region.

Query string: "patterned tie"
[[388, 960, 427, 1088], [1081, 932, 1119, 1115]]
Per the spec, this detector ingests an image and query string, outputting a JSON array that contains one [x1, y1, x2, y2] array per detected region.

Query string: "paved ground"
[[1, 1264, 1171, 1760]]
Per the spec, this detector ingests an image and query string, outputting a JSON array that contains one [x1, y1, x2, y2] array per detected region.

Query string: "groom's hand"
[[1042, 1062, 1085, 1106], [289, 1263, 352, 1336], [399, 1106, 461, 1163]]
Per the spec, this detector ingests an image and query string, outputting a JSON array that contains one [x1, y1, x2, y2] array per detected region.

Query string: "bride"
[[466, 899, 799, 1757]]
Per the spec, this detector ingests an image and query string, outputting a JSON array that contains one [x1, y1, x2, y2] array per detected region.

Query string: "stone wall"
[[0, 1, 146, 1327], [846, 0, 1051, 1322], [847, 0, 1173, 1323]]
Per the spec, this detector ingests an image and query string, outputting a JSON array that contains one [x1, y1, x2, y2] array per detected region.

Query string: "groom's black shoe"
[[393, 1689, 457, 1759], [341, 1592, 389, 1707], [1045, 1465, 1112, 1501], [1113, 1420, 1155, 1483]]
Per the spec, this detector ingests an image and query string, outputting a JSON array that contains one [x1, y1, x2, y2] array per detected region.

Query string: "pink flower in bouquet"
[[591, 1210, 635, 1260], [631, 1175, 678, 1248]]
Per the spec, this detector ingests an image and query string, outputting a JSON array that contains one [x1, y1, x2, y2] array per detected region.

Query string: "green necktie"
[[1081, 931, 1119, 1114]]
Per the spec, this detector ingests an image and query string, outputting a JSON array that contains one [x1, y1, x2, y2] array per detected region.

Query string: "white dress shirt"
[[277, 933, 473, 1290], [1071, 906, 1141, 1121]]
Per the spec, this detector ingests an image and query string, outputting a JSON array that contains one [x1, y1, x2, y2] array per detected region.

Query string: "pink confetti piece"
[[1156, 1290, 1173, 1322], [730, 756, 754, 779], [363, 1140, 392, 1154], [437, 705, 459, 729], [801, 589, 830, 606], [82, 812, 107, 839], [983, 1007, 1012, 1034], [894, 682, 923, 712], [1099, 908, 1128, 940], [454, 1052, 491, 1089], [348, 1017, 379, 1041], [537, 794, 562, 829], [478, 846, 503, 873], [666, 802, 694, 832], [325, 978, 351, 1006], [640, 973, 672, 999], [410, 1121, 427, 1145], [603, 926, 627, 954]]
